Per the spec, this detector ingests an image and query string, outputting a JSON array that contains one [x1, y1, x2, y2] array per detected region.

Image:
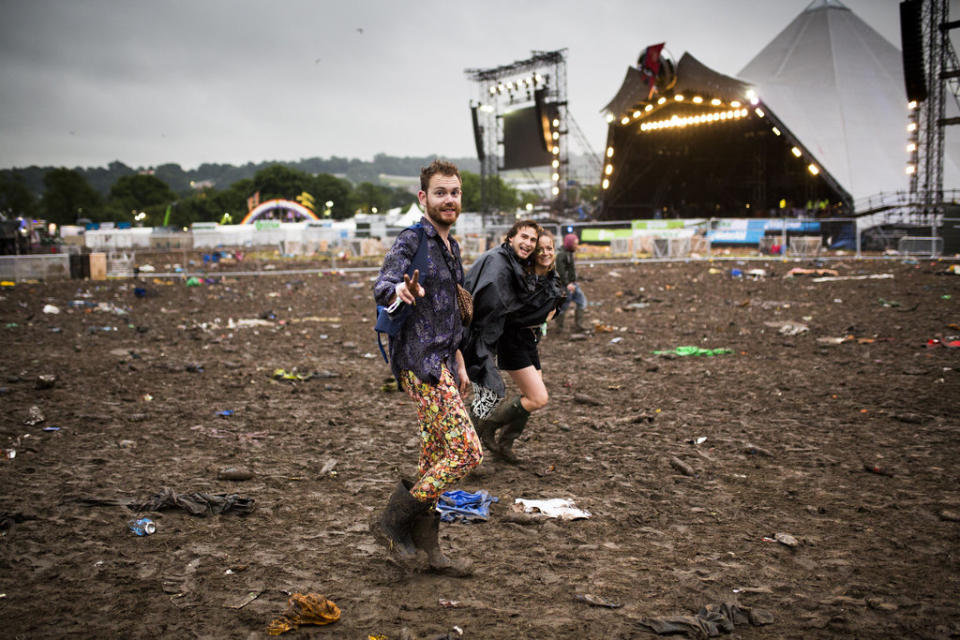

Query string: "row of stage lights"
[[488, 73, 545, 96], [600, 90, 822, 190], [905, 100, 919, 176], [639, 108, 749, 131], [549, 116, 561, 196]]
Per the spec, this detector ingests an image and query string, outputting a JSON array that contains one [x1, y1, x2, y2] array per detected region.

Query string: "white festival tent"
[[738, 0, 960, 204]]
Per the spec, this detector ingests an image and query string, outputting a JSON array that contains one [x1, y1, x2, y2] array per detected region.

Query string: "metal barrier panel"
[[898, 236, 943, 256], [0, 254, 71, 281]]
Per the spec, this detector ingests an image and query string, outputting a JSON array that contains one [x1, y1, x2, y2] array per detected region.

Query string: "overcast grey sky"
[[0, 1, 904, 170]]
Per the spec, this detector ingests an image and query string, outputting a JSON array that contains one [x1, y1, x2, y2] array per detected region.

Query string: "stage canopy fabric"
[[738, 0, 958, 203]]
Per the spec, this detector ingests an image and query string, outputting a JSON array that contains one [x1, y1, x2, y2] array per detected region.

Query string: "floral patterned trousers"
[[401, 365, 483, 504]]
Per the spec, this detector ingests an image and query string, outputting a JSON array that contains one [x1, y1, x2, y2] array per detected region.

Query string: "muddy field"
[[1, 256, 958, 639]]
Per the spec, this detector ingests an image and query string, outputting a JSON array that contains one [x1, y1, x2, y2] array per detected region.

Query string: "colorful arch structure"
[[239, 199, 319, 225]]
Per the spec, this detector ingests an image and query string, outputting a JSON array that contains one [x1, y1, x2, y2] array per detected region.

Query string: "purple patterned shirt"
[[373, 217, 464, 384]]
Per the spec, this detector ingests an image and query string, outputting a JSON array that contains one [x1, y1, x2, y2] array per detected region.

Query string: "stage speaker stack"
[[470, 105, 485, 162], [900, 0, 927, 102]]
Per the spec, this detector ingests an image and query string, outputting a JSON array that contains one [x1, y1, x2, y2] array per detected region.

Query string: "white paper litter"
[[515, 497, 591, 520]]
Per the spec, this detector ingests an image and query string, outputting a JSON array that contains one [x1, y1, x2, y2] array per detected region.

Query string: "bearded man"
[[370, 160, 479, 576]]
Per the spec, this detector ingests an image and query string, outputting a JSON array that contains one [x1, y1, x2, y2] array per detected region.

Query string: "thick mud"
[[1, 258, 958, 639]]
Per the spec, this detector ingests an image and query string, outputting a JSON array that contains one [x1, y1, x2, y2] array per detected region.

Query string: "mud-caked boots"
[[468, 405, 500, 456], [574, 305, 588, 332], [497, 404, 531, 464], [486, 395, 530, 463], [411, 509, 473, 577], [370, 480, 427, 563]]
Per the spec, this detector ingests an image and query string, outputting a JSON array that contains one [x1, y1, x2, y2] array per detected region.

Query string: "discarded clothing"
[[129, 487, 255, 516], [436, 489, 498, 523], [653, 346, 733, 357], [634, 602, 773, 638], [514, 497, 591, 520], [267, 593, 341, 635]]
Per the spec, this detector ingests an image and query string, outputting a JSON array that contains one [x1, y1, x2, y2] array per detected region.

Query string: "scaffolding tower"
[[911, 0, 960, 224], [466, 50, 569, 213]]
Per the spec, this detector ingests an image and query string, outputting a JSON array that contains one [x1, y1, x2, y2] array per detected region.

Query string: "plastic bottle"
[[128, 517, 157, 536]]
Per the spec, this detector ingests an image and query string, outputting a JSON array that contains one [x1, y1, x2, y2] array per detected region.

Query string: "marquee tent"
[[738, 0, 958, 204]]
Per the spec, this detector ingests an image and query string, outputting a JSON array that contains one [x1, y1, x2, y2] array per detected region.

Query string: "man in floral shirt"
[[370, 160, 480, 576]]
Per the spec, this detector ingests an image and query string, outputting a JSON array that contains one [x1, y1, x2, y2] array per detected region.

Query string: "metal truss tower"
[[466, 50, 569, 214], [912, 0, 960, 222]]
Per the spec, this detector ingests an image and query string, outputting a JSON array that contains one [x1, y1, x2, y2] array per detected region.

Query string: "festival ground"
[[1, 257, 958, 639]]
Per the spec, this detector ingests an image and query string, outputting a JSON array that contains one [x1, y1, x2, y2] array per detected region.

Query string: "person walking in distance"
[[370, 160, 479, 576], [555, 233, 588, 332]]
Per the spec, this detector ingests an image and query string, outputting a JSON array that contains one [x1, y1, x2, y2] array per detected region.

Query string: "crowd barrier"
[[4, 216, 957, 281]]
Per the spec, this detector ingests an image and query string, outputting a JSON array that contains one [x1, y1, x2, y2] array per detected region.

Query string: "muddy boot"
[[475, 417, 500, 457], [487, 396, 530, 462], [497, 407, 530, 464], [574, 305, 588, 332], [468, 404, 500, 456], [370, 480, 426, 562], [411, 509, 473, 577]]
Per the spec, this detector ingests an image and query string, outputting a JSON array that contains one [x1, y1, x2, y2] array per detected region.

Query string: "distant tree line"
[[0, 154, 533, 228]]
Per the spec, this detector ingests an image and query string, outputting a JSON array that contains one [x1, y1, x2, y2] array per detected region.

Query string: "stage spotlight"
[[602, 179, 610, 189], [657, 97, 667, 105], [552, 172, 560, 181], [552, 186, 560, 195], [692, 96, 703, 104], [730, 100, 741, 107], [906, 164, 916, 174], [907, 122, 917, 132], [606, 147, 614, 157], [907, 142, 917, 152], [552, 159, 560, 168], [604, 164, 613, 175], [711, 98, 721, 106], [552, 146, 560, 154], [621, 116, 630, 125], [754, 108, 765, 118], [807, 164, 820, 175], [633, 110, 642, 118], [791, 147, 802, 157], [552, 118, 559, 127], [675, 94, 684, 101], [645, 104, 653, 112], [772, 127, 781, 136], [606, 114, 615, 123], [908, 100, 918, 110]]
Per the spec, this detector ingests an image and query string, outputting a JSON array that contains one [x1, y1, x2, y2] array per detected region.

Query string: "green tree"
[[0, 173, 39, 219], [351, 181, 393, 214], [460, 170, 519, 212], [309, 174, 352, 220], [42, 168, 102, 225], [108, 174, 177, 225], [252, 164, 313, 201]]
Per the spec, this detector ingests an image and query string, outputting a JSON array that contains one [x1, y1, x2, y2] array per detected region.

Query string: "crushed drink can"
[[128, 517, 156, 536]]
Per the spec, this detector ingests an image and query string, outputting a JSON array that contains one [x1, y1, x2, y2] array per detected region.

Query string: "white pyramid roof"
[[739, 0, 959, 203]]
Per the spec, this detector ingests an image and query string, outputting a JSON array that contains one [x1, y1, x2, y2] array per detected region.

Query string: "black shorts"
[[497, 326, 541, 371]]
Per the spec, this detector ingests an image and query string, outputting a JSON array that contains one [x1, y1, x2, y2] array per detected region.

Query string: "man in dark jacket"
[[370, 160, 479, 576]]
